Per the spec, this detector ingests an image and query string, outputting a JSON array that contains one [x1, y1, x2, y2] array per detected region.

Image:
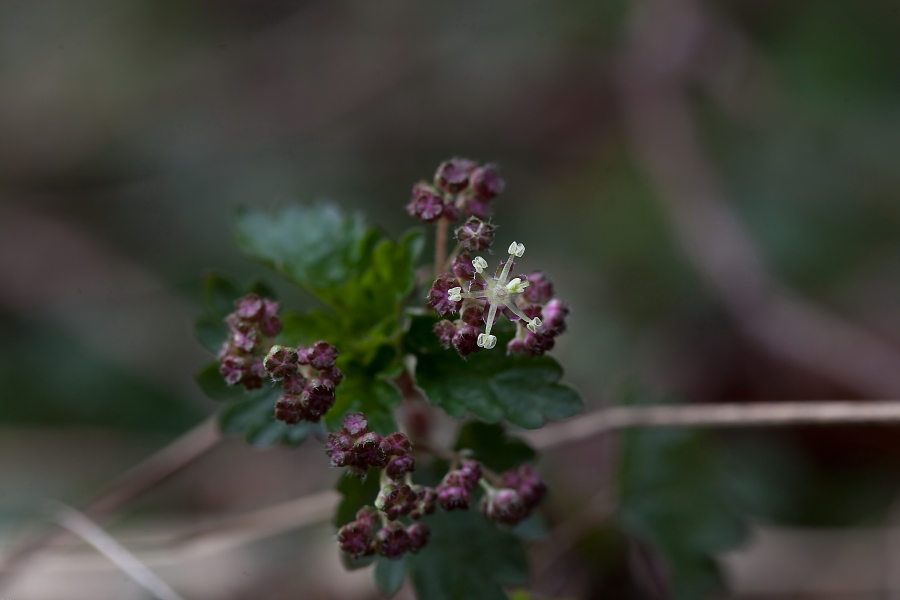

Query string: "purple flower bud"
[[470, 164, 505, 200], [354, 432, 390, 468], [523, 331, 555, 356], [327, 430, 354, 453], [542, 299, 569, 335], [356, 506, 380, 529], [219, 355, 245, 386], [342, 412, 369, 437], [231, 328, 259, 353], [385, 432, 412, 456], [406, 184, 446, 224], [428, 273, 462, 317], [329, 450, 354, 468], [437, 486, 470, 511], [452, 324, 482, 356], [433, 320, 457, 349], [376, 523, 410, 560], [455, 217, 495, 252], [461, 304, 485, 326], [304, 341, 339, 370], [319, 366, 344, 385], [263, 345, 299, 380], [235, 294, 265, 321], [506, 338, 527, 355], [451, 253, 476, 281], [281, 371, 307, 394], [410, 486, 436, 520], [337, 522, 374, 559], [407, 523, 430, 553], [434, 158, 476, 194], [502, 464, 548, 509], [259, 314, 283, 337], [300, 377, 336, 422], [459, 460, 482, 491], [464, 197, 492, 220], [522, 271, 554, 305], [482, 489, 528, 526], [386, 455, 416, 480], [262, 298, 279, 318], [274, 394, 305, 425]]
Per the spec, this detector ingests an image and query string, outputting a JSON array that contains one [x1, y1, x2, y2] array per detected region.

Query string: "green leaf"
[[408, 508, 529, 600], [195, 362, 244, 401], [334, 471, 382, 527], [375, 554, 409, 598], [616, 393, 748, 600], [412, 316, 583, 429], [218, 387, 319, 447], [203, 272, 240, 317], [453, 422, 536, 472]]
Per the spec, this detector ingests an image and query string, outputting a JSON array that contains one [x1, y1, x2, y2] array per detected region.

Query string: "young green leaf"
[[453, 422, 536, 472], [374, 554, 409, 598], [195, 361, 244, 401], [218, 387, 319, 447]]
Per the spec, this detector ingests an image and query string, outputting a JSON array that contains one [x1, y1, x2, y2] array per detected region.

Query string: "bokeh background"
[[3, 0, 900, 598]]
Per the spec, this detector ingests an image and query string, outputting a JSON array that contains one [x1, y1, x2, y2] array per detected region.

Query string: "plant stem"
[[524, 401, 900, 450], [0, 415, 222, 592]]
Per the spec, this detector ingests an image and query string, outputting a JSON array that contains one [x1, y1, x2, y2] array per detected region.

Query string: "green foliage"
[[616, 394, 748, 600], [334, 472, 381, 527], [375, 555, 409, 598], [408, 508, 529, 600], [454, 421, 536, 472], [411, 315, 583, 429], [218, 387, 319, 447]]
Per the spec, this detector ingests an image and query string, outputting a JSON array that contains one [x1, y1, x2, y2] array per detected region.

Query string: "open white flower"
[[451, 241, 543, 348]]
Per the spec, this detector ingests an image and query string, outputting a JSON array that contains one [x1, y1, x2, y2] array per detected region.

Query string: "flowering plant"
[[195, 158, 582, 598]]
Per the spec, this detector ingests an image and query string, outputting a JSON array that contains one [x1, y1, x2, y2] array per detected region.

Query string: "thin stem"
[[55, 503, 186, 600], [524, 401, 900, 450], [434, 217, 449, 275], [0, 415, 222, 591]]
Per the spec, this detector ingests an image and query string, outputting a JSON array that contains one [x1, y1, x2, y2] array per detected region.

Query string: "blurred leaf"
[[409, 508, 528, 600], [375, 554, 409, 598], [616, 393, 748, 600], [218, 387, 319, 447], [203, 272, 240, 317], [453, 421, 536, 472], [412, 316, 583, 428], [195, 362, 243, 401], [334, 471, 382, 528]]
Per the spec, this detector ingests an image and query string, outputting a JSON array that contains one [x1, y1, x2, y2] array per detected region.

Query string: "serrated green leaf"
[[454, 422, 536, 472], [195, 362, 244, 401], [617, 395, 748, 600], [408, 508, 529, 600], [375, 554, 409, 598], [217, 387, 319, 447], [413, 317, 583, 429]]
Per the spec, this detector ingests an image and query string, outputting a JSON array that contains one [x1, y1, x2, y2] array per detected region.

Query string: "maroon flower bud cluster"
[[406, 158, 505, 225], [217, 294, 283, 390], [506, 295, 569, 357], [325, 413, 415, 478], [264, 341, 343, 424], [436, 460, 482, 511], [337, 507, 430, 560], [455, 217, 495, 252], [500, 463, 548, 511], [375, 482, 435, 521]]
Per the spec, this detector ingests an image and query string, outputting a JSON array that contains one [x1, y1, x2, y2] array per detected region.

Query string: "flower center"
[[492, 286, 509, 302]]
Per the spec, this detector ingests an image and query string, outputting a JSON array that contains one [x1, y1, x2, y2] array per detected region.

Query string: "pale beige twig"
[[526, 401, 900, 450], [55, 503, 186, 600], [616, 0, 900, 399], [0, 415, 222, 591]]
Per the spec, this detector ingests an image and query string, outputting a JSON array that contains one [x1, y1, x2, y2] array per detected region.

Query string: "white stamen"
[[477, 333, 497, 349], [527, 317, 542, 333], [448, 287, 462, 302], [507, 242, 525, 257], [472, 256, 488, 273], [506, 278, 529, 294]]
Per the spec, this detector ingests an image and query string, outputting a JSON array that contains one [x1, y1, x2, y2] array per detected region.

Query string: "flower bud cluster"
[[435, 460, 482, 511], [406, 158, 504, 224], [428, 239, 569, 356], [375, 483, 436, 521], [217, 294, 283, 390], [479, 463, 547, 526], [266, 341, 343, 424], [325, 413, 416, 478], [337, 507, 431, 560]]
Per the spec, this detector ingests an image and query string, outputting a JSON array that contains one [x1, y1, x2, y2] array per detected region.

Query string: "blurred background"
[[2, 0, 900, 598]]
